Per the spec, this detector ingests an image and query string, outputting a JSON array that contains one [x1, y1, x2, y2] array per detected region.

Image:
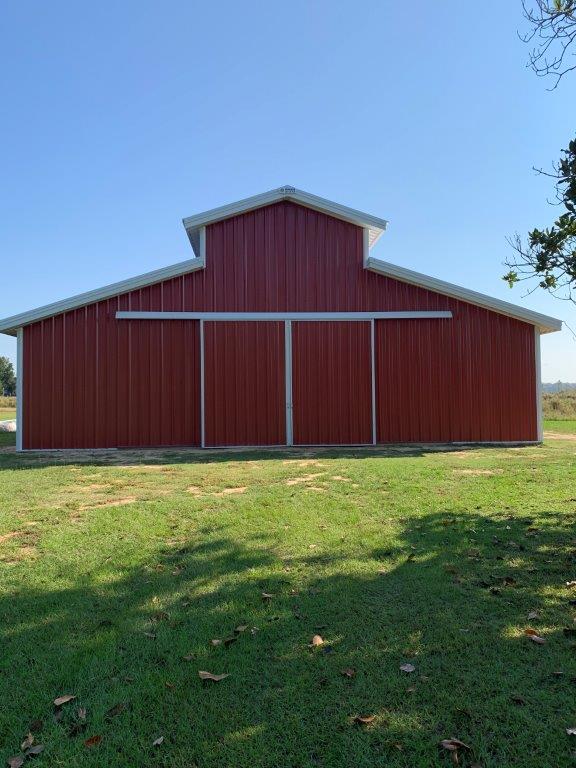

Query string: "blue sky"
[[1, 1, 575, 380]]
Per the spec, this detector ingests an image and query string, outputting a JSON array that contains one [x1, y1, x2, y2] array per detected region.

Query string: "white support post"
[[362, 228, 370, 267], [285, 320, 293, 446], [535, 327, 543, 442], [199, 320, 205, 448], [371, 319, 376, 445], [16, 327, 23, 452]]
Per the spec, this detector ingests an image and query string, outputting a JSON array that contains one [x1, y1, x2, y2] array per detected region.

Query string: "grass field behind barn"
[[1, 425, 576, 767]]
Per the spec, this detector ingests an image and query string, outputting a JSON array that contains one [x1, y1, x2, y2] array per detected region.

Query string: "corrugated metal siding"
[[204, 322, 285, 446], [292, 322, 372, 445], [22, 200, 538, 447], [376, 314, 537, 443], [23, 313, 200, 449]]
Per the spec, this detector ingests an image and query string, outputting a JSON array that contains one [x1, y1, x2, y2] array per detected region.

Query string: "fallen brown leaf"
[[78, 708, 87, 720], [440, 738, 471, 751], [311, 634, 324, 647], [235, 625, 248, 634], [54, 694, 76, 707], [341, 668, 356, 678], [84, 735, 102, 747], [20, 734, 34, 751], [261, 592, 273, 601], [566, 727, 576, 736], [354, 715, 375, 725], [527, 611, 539, 620], [400, 663, 416, 673], [198, 671, 229, 682], [152, 736, 164, 746], [7, 757, 25, 768], [210, 639, 222, 646], [524, 628, 546, 644]]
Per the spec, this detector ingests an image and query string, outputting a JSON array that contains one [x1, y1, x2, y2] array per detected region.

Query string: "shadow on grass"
[[0, 439, 537, 472], [1, 511, 576, 767]]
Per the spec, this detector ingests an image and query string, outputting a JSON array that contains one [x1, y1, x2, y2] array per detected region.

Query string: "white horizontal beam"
[[115, 311, 453, 321]]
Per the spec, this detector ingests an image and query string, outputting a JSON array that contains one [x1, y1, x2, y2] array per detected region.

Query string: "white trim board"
[[535, 328, 543, 442], [0, 253, 206, 336], [366, 257, 561, 334], [183, 186, 388, 254], [115, 311, 453, 321], [16, 328, 23, 452]]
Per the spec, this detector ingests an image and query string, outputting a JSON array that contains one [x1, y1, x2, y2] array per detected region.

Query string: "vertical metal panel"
[[23, 317, 200, 448], [22, 200, 538, 448], [203, 321, 285, 446], [375, 312, 537, 443], [292, 321, 372, 445]]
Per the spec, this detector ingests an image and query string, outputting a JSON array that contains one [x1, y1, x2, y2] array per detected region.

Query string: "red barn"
[[0, 187, 562, 451]]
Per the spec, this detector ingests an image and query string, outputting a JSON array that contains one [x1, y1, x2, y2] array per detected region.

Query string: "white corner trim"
[[0, 256, 206, 336], [366, 256, 562, 334], [199, 320, 205, 449], [199, 226, 206, 261], [115, 311, 453, 321], [285, 320, 293, 446], [370, 319, 376, 445], [535, 328, 543, 441], [362, 228, 370, 268], [182, 186, 388, 257], [16, 328, 23, 452]]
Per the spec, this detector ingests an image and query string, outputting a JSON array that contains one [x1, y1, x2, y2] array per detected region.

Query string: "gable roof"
[[182, 185, 388, 256], [0, 187, 562, 335]]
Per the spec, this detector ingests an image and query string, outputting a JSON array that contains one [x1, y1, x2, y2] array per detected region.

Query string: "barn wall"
[[375, 315, 536, 443], [203, 321, 286, 447], [291, 321, 373, 445], [22, 201, 538, 448]]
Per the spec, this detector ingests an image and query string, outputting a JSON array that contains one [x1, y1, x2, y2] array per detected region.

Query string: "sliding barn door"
[[203, 321, 286, 447], [291, 321, 372, 445]]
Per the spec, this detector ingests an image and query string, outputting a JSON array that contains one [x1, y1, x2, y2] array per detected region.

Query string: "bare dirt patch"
[[282, 459, 326, 467], [453, 469, 504, 476], [213, 487, 248, 497], [80, 497, 137, 510], [188, 486, 248, 497], [545, 431, 576, 441], [285, 472, 326, 486], [0, 531, 21, 544]]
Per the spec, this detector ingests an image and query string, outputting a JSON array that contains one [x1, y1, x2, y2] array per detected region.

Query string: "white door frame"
[[117, 311, 453, 448]]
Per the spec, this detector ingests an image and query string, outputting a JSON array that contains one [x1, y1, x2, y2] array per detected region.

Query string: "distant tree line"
[[0, 356, 16, 397]]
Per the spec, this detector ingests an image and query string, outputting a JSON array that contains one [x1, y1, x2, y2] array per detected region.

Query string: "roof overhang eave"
[[366, 257, 562, 334]]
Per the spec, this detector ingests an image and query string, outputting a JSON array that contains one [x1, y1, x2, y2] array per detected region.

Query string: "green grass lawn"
[[544, 419, 576, 434], [1, 438, 576, 767], [0, 408, 16, 420]]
